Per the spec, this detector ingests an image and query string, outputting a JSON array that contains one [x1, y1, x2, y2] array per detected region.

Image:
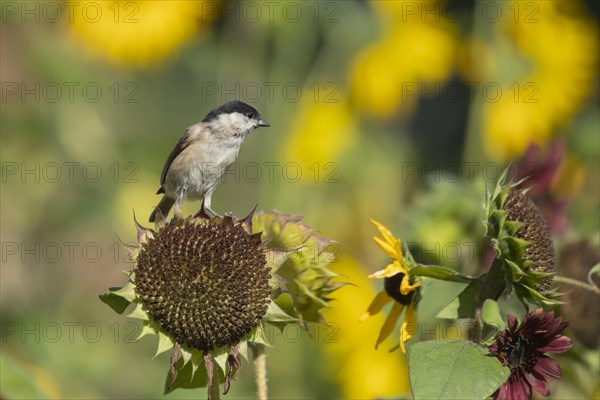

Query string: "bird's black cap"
[[203, 100, 261, 122]]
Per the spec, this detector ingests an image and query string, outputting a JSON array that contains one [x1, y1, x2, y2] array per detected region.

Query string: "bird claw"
[[205, 206, 221, 218], [173, 206, 184, 221], [194, 199, 220, 219]]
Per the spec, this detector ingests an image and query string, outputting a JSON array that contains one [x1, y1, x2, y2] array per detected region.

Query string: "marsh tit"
[[149, 100, 270, 222]]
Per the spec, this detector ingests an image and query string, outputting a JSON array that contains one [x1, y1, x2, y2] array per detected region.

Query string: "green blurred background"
[[1, 0, 599, 398]]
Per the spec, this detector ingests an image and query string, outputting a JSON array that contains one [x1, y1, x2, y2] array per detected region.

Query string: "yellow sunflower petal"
[[360, 291, 394, 322], [368, 261, 407, 279], [399, 275, 422, 295], [370, 219, 398, 248], [399, 304, 417, 353], [375, 302, 404, 349], [372, 236, 401, 260]]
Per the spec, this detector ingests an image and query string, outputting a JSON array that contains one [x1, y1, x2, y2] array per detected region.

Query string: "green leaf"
[[408, 340, 510, 400], [122, 302, 149, 320], [99, 289, 132, 315], [181, 347, 193, 366], [190, 349, 204, 378], [164, 357, 208, 394], [112, 281, 136, 301], [273, 293, 294, 315], [501, 237, 529, 262], [238, 341, 249, 362], [514, 283, 561, 306], [269, 274, 288, 291], [154, 331, 175, 358], [212, 347, 229, 374], [410, 265, 478, 284], [246, 324, 272, 347], [436, 282, 480, 319], [503, 220, 522, 236], [266, 248, 294, 274], [481, 299, 505, 331], [588, 263, 600, 285], [487, 210, 506, 238], [489, 238, 500, 258], [136, 320, 159, 340], [263, 299, 298, 323], [504, 259, 526, 282]]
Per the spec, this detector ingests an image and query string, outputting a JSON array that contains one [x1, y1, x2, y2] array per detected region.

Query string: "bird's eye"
[[246, 112, 253, 119]]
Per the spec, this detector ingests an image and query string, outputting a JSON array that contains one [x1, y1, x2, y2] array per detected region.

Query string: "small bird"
[[149, 100, 270, 222]]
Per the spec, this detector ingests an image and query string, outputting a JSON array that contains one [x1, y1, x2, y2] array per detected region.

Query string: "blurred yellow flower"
[[483, 0, 599, 161], [484, 95, 552, 161], [348, 0, 457, 118], [70, 1, 216, 68], [283, 94, 357, 181], [349, 41, 409, 118], [361, 220, 421, 353], [113, 173, 160, 237], [551, 153, 586, 199], [322, 256, 409, 398], [457, 37, 496, 82]]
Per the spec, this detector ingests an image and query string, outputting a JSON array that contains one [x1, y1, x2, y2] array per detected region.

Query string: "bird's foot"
[[193, 205, 220, 220], [205, 207, 222, 218], [173, 206, 184, 221]]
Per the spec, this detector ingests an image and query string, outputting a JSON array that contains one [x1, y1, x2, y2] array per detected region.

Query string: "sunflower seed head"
[[134, 217, 271, 351]]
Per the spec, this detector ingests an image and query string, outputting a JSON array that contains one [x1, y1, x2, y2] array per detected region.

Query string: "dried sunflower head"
[[134, 215, 270, 352], [484, 171, 557, 305], [101, 208, 343, 396], [100, 210, 298, 395]]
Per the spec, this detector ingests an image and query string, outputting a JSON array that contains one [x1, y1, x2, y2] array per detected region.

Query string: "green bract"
[[484, 171, 557, 305], [252, 211, 345, 327]]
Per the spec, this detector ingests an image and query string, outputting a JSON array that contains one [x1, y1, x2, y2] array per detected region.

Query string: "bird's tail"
[[149, 196, 175, 223]]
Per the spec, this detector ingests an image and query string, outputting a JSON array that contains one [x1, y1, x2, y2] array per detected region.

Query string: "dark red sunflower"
[[489, 308, 572, 400]]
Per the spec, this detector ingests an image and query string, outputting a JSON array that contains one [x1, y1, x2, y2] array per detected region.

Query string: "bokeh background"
[[1, 0, 599, 398]]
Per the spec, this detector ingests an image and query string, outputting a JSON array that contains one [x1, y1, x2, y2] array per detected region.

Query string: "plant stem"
[[472, 259, 505, 343], [554, 275, 600, 295], [252, 344, 268, 400], [209, 371, 220, 400], [204, 351, 220, 400], [472, 306, 483, 344]]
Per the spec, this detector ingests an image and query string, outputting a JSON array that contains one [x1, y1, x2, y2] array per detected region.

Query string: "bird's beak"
[[258, 119, 270, 127]]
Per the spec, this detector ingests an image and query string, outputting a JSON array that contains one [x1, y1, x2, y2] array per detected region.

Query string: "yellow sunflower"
[[283, 93, 357, 182], [361, 219, 422, 353], [348, 0, 457, 119], [483, 0, 599, 161], [69, 1, 217, 68]]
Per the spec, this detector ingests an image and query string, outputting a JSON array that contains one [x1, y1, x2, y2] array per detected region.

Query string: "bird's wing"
[[157, 126, 194, 193]]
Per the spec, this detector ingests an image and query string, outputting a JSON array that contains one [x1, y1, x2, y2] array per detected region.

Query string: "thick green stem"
[[479, 260, 506, 303], [554, 275, 600, 295], [472, 259, 506, 343], [252, 344, 268, 400], [472, 306, 483, 344]]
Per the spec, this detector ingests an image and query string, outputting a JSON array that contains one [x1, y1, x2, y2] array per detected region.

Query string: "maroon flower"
[[489, 309, 572, 400]]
